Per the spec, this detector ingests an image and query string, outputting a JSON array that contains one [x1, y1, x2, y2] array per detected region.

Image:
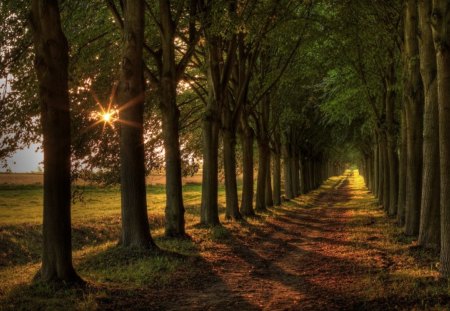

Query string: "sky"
[[1, 76, 43, 173], [2, 144, 43, 173]]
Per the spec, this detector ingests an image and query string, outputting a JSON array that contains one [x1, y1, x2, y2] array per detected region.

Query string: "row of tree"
[[0, 0, 350, 284], [353, 0, 450, 278]]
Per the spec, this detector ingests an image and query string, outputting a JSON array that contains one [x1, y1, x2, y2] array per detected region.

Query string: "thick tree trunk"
[[397, 106, 408, 226], [404, 0, 424, 236], [418, 0, 440, 249], [201, 110, 221, 226], [272, 151, 282, 205], [265, 152, 274, 207], [31, 0, 81, 284], [431, 0, 450, 277], [256, 141, 269, 212], [223, 128, 242, 220], [240, 123, 255, 216], [117, 0, 155, 248]]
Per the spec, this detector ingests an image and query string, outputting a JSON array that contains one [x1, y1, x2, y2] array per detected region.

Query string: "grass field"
[[0, 175, 241, 309], [0, 173, 209, 226], [0, 182, 221, 225], [0, 172, 204, 186], [0, 178, 233, 263], [1, 173, 448, 310]]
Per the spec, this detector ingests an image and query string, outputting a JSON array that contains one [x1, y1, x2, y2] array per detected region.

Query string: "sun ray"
[[84, 83, 144, 133]]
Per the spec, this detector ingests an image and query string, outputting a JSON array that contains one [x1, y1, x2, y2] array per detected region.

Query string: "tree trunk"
[[300, 155, 306, 194], [265, 152, 274, 207], [388, 144, 399, 216], [381, 133, 390, 212], [117, 0, 155, 248], [159, 0, 186, 237], [272, 151, 282, 205], [200, 109, 221, 226], [292, 153, 300, 196], [256, 141, 269, 212], [404, 0, 424, 236], [386, 64, 399, 216], [373, 141, 379, 197], [31, 0, 81, 284], [283, 146, 294, 199], [418, 0, 440, 249], [431, 0, 450, 277], [161, 104, 185, 236], [223, 128, 242, 220], [308, 159, 314, 191], [397, 105, 407, 226], [240, 122, 255, 216], [377, 138, 384, 204]]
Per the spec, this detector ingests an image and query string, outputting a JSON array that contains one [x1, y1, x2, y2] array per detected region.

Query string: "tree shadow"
[[2, 235, 260, 311]]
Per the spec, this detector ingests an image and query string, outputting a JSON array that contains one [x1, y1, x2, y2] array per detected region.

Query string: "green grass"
[[0, 180, 235, 310], [0, 182, 232, 266], [2, 173, 449, 310], [0, 183, 230, 225]]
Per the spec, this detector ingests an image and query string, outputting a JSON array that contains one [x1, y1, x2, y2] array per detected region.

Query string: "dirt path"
[[168, 177, 355, 310], [96, 172, 446, 311]]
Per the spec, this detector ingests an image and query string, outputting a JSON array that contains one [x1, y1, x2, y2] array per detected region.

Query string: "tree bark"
[[200, 108, 221, 225], [385, 64, 399, 216], [117, 0, 155, 248], [377, 136, 384, 204], [397, 105, 408, 226], [272, 151, 282, 205], [161, 103, 185, 236], [373, 140, 379, 198], [240, 117, 255, 216], [431, 0, 450, 277], [291, 153, 300, 196], [283, 145, 294, 199], [418, 0, 440, 249], [31, 0, 81, 284], [308, 159, 314, 191], [223, 128, 242, 220], [265, 152, 274, 207], [404, 0, 424, 236], [159, 0, 186, 237], [255, 141, 269, 212], [381, 133, 390, 213]]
